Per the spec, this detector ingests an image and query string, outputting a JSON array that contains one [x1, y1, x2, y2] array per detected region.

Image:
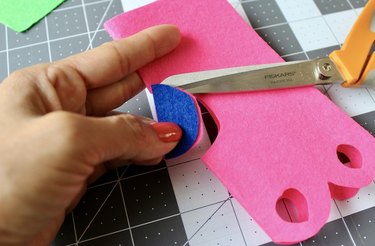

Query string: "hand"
[[0, 25, 181, 245]]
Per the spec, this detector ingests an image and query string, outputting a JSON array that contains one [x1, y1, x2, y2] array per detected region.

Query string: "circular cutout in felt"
[[152, 84, 201, 159]]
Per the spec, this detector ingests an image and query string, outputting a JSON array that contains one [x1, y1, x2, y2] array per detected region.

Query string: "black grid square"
[[302, 218, 354, 245], [85, 0, 122, 32], [80, 184, 129, 240], [50, 34, 90, 60], [348, 0, 368, 8], [345, 206, 375, 246], [313, 0, 352, 14], [7, 20, 47, 49], [255, 24, 303, 56], [353, 111, 375, 136], [89, 169, 118, 188], [306, 45, 340, 59], [47, 7, 87, 40], [132, 216, 189, 246], [73, 183, 118, 239], [120, 161, 167, 179], [8, 43, 50, 72], [242, 0, 286, 28], [79, 229, 133, 245], [90, 30, 112, 48], [121, 168, 180, 226], [53, 213, 76, 246]]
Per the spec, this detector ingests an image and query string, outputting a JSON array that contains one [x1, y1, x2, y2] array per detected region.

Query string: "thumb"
[[80, 114, 182, 164], [40, 112, 182, 166]]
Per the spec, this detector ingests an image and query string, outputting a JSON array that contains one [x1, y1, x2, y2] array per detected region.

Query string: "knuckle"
[[45, 63, 86, 92], [141, 31, 157, 60], [117, 115, 149, 143], [101, 41, 131, 77], [45, 112, 82, 147], [45, 64, 65, 82]]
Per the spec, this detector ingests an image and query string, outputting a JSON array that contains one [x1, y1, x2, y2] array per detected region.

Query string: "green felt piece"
[[0, 0, 65, 32]]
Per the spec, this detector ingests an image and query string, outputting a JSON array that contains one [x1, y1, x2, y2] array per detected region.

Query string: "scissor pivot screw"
[[322, 63, 332, 72], [316, 58, 336, 80]]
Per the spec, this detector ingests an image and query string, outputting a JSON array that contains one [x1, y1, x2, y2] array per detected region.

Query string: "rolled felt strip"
[[152, 84, 202, 159]]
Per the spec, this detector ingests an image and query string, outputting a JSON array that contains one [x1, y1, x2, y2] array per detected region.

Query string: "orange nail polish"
[[151, 122, 182, 142]]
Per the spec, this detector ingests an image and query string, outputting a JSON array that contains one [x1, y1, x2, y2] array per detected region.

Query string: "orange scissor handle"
[[329, 0, 375, 87]]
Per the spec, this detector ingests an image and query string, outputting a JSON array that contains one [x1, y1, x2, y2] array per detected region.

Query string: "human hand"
[[0, 25, 181, 245]]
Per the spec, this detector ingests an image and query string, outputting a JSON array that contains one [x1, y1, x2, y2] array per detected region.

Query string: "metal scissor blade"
[[161, 58, 345, 93]]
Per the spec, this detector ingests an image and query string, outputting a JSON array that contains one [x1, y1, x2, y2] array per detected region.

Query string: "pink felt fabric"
[[104, 0, 283, 88], [200, 88, 375, 243], [104, 0, 375, 244]]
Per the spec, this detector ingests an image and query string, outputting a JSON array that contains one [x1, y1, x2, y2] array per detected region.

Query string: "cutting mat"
[[1, 0, 375, 245]]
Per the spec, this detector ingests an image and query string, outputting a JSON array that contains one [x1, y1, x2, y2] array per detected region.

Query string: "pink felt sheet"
[[104, 0, 375, 244], [104, 0, 283, 88]]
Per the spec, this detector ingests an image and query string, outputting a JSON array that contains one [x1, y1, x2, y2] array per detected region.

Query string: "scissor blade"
[[161, 58, 344, 93]]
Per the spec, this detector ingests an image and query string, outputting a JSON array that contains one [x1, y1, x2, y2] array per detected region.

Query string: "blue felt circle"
[[152, 84, 200, 159]]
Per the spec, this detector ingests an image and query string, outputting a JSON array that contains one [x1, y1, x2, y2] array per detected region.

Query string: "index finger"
[[59, 24, 181, 89]]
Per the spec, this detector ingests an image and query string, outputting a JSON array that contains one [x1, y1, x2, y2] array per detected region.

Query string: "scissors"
[[162, 0, 375, 94]]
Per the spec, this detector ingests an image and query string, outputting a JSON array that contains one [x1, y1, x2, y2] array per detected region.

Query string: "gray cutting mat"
[[1, 0, 375, 245]]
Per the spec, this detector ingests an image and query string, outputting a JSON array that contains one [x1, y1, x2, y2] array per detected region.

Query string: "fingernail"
[[150, 122, 182, 143]]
